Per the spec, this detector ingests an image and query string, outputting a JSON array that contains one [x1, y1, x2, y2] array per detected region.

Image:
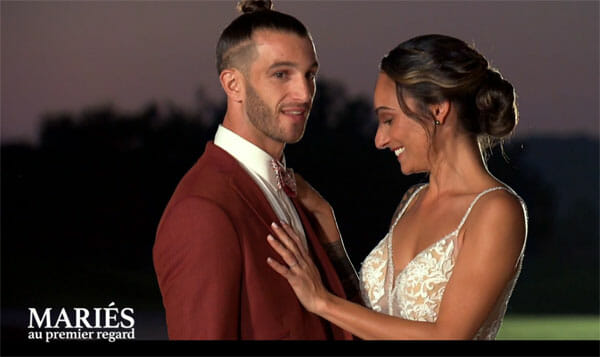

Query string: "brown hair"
[[216, 0, 311, 74], [380, 34, 518, 158]]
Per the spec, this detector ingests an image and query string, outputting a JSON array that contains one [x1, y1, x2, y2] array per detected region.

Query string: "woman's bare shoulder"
[[463, 187, 527, 252]]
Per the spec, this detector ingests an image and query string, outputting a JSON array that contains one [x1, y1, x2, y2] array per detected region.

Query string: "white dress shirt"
[[214, 125, 307, 249]]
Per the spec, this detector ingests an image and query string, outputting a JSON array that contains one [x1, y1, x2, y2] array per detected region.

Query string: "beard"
[[245, 82, 308, 144]]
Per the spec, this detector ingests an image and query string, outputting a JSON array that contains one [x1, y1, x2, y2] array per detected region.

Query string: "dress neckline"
[[386, 185, 509, 293]]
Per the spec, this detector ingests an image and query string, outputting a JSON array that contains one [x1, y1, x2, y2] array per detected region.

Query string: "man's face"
[[243, 30, 318, 149]]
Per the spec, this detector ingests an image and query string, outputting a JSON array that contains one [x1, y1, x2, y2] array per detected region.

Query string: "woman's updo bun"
[[237, 0, 273, 14], [379, 34, 519, 156], [475, 69, 518, 138]]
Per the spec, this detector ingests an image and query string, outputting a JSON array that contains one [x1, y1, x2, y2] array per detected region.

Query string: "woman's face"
[[373, 72, 431, 175]]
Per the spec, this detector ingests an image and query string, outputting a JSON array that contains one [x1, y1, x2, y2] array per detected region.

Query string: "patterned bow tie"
[[271, 160, 297, 198]]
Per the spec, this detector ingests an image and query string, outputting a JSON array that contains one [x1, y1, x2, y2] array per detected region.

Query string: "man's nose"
[[291, 77, 314, 102]]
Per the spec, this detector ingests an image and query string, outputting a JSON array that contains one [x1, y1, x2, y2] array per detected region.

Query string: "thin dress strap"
[[456, 186, 509, 232], [455, 185, 528, 268], [390, 184, 428, 231]]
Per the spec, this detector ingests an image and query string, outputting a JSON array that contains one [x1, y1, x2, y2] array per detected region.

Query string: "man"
[[153, 2, 357, 340]]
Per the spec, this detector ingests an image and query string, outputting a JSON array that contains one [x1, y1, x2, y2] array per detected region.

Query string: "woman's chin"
[[399, 165, 427, 176], [399, 166, 411, 176]]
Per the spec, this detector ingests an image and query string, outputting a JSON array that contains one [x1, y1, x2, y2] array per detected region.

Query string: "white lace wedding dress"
[[359, 184, 528, 340]]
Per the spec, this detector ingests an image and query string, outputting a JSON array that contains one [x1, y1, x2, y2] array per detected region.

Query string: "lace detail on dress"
[[393, 233, 456, 322], [359, 238, 388, 312], [359, 184, 528, 340]]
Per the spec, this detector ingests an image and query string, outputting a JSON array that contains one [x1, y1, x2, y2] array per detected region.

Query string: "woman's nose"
[[374, 126, 389, 150]]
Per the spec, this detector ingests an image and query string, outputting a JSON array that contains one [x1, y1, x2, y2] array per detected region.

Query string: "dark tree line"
[[1, 79, 598, 336]]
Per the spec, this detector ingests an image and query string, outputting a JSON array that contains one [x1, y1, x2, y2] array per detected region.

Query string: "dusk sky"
[[2, 0, 598, 144]]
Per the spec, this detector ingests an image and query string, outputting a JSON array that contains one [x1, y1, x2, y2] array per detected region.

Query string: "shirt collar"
[[214, 124, 287, 189]]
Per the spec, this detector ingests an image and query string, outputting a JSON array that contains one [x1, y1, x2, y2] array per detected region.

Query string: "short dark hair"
[[380, 34, 518, 156], [216, 0, 311, 74]]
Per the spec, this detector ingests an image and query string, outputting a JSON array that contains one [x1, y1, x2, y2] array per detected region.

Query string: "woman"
[[265, 34, 528, 340]]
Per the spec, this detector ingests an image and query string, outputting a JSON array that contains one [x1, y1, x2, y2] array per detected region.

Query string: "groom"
[[153, 4, 354, 339]]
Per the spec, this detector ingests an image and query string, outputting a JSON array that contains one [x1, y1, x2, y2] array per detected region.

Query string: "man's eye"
[[274, 72, 286, 79]]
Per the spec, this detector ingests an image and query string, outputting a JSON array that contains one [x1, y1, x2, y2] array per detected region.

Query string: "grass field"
[[497, 315, 600, 340]]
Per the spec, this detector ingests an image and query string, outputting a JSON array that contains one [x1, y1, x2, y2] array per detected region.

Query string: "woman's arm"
[[267, 190, 526, 339], [294, 173, 341, 244], [294, 174, 360, 301]]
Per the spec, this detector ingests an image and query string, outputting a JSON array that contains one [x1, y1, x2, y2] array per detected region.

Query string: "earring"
[[434, 119, 441, 126]]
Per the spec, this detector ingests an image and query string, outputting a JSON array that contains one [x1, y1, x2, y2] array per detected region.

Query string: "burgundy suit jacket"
[[153, 142, 353, 340]]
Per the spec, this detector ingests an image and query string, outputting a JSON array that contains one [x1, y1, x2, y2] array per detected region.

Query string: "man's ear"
[[219, 69, 244, 103]]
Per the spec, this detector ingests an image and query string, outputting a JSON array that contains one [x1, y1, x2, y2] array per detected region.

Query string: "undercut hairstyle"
[[380, 34, 519, 158], [216, 0, 311, 75]]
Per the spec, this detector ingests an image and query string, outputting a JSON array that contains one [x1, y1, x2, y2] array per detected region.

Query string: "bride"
[[266, 34, 528, 340]]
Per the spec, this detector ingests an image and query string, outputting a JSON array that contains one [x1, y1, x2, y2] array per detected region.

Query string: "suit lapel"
[[290, 198, 353, 340], [206, 142, 280, 227], [229, 175, 279, 229]]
